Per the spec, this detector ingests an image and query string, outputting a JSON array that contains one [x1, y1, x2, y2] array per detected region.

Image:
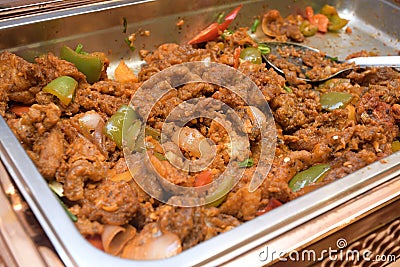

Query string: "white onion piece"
[[78, 111, 103, 130], [199, 139, 214, 155], [165, 151, 188, 171], [76, 111, 107, 155], [92, 118, 106, 151], [247, 106, 267, 129], [202, 56, 211, 67], [172, 127, 212, 158], [48, 180, 64, 197], [102, 225, 136, 256], [121, 223, 182, 260]]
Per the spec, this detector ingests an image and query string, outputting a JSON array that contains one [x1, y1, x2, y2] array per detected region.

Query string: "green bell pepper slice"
[[319, 5, 348, 31], [117, 104, 138, 130], [125, 120, 142, 151], [205, 177, 233, 207], [104, 112, 125, 148], [60, 45, 103, 83], [240, 47, 262, 64], [42, 76, 78, 105], [289, 164, 331, 192], [392, 140, 400, 153], [328, 14, 349, 31], [320, 92, 353, 111], [300, 20, 318, 37], [145, 125, 161, 141], [104, 105, 139, 149], [257, 43, 271, 55], [320, 4, 338, 17]]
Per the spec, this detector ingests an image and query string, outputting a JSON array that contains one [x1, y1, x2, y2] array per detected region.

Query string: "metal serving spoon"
[[261, 42, 400, 83]]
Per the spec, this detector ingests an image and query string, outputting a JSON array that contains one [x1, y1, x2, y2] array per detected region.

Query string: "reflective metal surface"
[[0, 158, 63, 267], [0, 0, 118, 20], [0, 0, 399, 266], [228, 175, 400, 266]]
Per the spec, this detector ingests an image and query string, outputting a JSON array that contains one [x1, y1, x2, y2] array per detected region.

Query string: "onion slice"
[[172, 127, 213, 158], [121, 223, 182, 260], [73, 111, 107, 155], [102, 225, 136, 256], [78, 111, 103, 130]]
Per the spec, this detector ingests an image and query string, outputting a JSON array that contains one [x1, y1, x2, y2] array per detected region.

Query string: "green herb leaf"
[[251, 18, 260, 33], [257, 43, 271, 55], [238, 158, 254, 168], [75, 44, 83, 53], [50, 191, 78, 222], [284, 85, 293, 93], [154, 151, 166, 161], [122, 17, 128, 33], [74, 44, 89, 55], [216, 11, 225, 24], [124, 37, 135, 52]]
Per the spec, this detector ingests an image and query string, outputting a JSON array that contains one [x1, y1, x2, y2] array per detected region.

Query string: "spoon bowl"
[[261, 42, 400, 83]]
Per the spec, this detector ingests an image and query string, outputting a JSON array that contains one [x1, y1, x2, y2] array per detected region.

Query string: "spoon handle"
[[347, 56, 400, 67]]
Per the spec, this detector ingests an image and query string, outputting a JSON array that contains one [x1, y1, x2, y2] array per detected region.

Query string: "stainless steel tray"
[[0, 0, 400, 266], [0, 1, 115, 20]]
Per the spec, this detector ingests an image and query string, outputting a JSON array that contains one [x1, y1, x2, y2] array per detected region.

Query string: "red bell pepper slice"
[[305, 6, 329, 33], [312, 14, 329, 33], [256, 198, 283, 216], [188, 4, 243, 44], [305, 6, 314, 22], [9, 105, 30, 116], [233, 46, 241, 68], [194, 169, 213, 187], [86, 235, 104, 251]]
